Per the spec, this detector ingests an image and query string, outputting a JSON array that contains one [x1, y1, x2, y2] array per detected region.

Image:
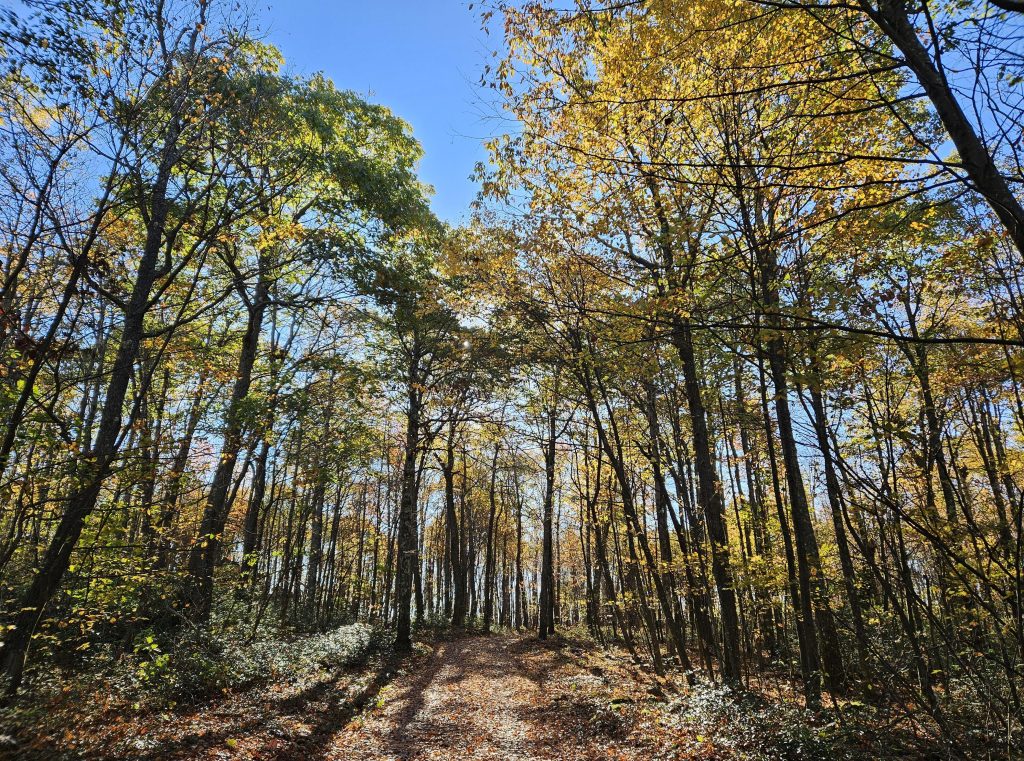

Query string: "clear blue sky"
[[260, 1, 493, 224]]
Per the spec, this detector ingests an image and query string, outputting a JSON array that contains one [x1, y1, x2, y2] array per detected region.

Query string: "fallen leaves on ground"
[[0, 633, 940, 760]]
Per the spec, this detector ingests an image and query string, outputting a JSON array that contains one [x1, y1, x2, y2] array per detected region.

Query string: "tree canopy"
[[0, 0, 1022, 758]]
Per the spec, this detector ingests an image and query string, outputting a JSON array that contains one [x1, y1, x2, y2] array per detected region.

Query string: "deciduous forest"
[[0, 0, 1022, 758]]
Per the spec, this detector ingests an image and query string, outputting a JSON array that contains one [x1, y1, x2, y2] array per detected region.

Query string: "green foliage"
[[124, 622, 383, 705]]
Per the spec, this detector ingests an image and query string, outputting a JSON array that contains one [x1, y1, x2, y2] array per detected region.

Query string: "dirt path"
[[1, 633, 681, 760], [334, 634, 671, 761], [2, 633, 945, 760]]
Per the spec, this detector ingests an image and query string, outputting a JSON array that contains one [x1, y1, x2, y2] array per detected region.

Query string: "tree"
[[0, 0, 270, 690], [183, 69, 428, 623]]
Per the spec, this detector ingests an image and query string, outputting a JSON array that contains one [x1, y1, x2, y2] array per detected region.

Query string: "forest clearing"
[[0, 0, 1022, 758]]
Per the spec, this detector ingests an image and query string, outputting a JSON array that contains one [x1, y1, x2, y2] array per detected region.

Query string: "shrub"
[[668, 682, 851, 761], [130, 622, 382, 704]]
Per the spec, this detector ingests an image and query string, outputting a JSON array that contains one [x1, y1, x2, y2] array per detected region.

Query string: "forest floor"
[[1, 631, 940, 760], [338, 634, 680, 761]]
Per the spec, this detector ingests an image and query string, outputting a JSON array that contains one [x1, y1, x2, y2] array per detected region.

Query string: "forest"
[[0, 0, 1022, 759]]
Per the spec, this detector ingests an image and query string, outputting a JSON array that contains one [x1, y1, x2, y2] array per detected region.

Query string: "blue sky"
[[260, 1, 495, 224]]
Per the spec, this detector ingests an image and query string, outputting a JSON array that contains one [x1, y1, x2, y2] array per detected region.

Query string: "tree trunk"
[[185, 276, 268, 623], [670, 317, 743, 683], [539, 404, 557, 639], [483, 443, 500, 632], [394, 352, 423, 653], [865, 0, 1024, 254], [0, 131, 179, 691]]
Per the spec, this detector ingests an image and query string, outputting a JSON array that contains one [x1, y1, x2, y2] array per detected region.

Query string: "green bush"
[[128, 622, 383, 705]]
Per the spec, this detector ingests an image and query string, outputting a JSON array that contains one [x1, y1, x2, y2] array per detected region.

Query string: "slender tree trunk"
[[763, 330, 845, 700], [670, 317, 743, 683], [483, 443, 500, 632], [864, 0, 1024, 254], [539, 403, 558, 639], [442, 423, 467, 627], [185, 276, 268, 623], [394, 349, 423, 653], [0, 131, 179, 690], [807, 378, 870, 679]]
